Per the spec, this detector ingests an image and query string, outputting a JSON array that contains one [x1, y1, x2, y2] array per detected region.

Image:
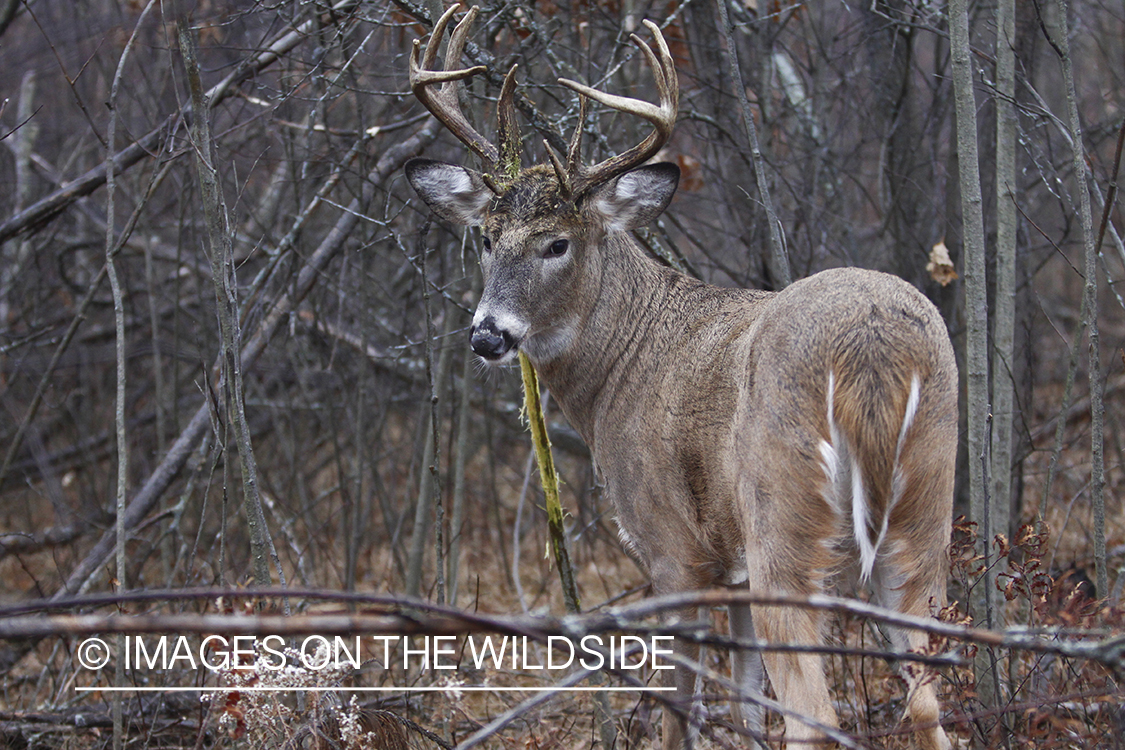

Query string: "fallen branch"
[[2, 586, 1121, 672]]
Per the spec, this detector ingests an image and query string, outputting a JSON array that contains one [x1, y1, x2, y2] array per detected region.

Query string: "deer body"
[[540, 261, 957, 602], [405, 11, 955, 748]]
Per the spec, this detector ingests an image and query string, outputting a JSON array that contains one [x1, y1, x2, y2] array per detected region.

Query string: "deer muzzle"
[[470, 316, 517, 361]]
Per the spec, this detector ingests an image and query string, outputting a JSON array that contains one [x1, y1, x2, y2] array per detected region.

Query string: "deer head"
[[405, 6, 679, 365]]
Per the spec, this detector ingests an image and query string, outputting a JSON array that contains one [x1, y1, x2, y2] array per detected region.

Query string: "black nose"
[[471, 318, 515, 360]]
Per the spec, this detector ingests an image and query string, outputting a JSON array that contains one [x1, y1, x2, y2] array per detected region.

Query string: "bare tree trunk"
[[105, 5, 158, 746], [714, 0, 790, 288], [0, 70, 36, 324], [105, 51, 129, 750], [0, 0, 19, 37], [447, 339, 473, 606], [178, 14, 278, 590], [992, 0, 1016, 610], [404, 295, 454, 600], [1053, 0, 1107, 600], [424, 242, 447, 606], [949, 0, 1001, 722], [863, 2, 934, 284]]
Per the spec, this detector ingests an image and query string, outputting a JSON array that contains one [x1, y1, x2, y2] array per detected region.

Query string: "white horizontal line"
[[76, 686, 674, 693]]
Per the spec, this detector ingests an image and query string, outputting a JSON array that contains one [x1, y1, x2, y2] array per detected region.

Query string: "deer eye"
[[546, 239, 569, 257], [482, 236, 492, 253]]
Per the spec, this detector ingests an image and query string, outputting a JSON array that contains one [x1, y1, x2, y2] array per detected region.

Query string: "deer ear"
[[405, 158, 492, 226], [589, 162, 679, 232]]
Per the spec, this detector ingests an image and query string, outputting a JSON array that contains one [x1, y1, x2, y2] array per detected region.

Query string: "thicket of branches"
[[1, 0, 1123, 748]]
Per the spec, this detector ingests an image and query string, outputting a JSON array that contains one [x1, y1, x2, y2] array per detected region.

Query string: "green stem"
[[518, 353, 581, 614]]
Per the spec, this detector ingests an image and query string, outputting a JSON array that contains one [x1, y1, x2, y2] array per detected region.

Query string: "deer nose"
[[470, 317, 515, 360]]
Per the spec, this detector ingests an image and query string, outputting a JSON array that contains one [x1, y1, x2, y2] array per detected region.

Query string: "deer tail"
[[823, 368, 921, 583]]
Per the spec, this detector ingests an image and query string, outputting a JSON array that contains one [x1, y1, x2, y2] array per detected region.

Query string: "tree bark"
[[1053, 0, 1107, 600], [991, 0, 1016, 609], [949, 0, 1000, 720]]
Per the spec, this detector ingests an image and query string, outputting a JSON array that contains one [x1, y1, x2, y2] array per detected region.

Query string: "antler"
[[410, 5, 521, 183], [550, 20, 679, 199]]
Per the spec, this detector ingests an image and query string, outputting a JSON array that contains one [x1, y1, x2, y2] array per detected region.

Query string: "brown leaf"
[[675, 153, 703, 192], [926, 240, 958, 286]]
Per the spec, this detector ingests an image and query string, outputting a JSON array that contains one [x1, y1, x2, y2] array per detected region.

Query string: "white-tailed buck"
[[406, 8, 956, 749]]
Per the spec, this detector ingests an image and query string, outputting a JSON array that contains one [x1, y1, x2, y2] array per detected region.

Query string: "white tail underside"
[[820, 372, 921, 583]]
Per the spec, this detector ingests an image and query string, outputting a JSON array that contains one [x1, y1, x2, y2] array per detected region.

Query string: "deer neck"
[[530, 234, 690, 445]]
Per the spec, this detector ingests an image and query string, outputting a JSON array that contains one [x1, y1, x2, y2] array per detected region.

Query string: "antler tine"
[[546, 140, 572, 198], [566, 94, 588, 173], [642, 19, 679, 116], [496, 64, 522, 180], [409, 5, 499, 170], [546, 95, 588, 199], [555, 20, 679, 197], [444, 4, 477, 69]]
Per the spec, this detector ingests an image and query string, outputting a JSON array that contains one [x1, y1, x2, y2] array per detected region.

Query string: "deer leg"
[[741, 457, 842, 745], [728, 602, 765, 747], [649, 554, 716, 750], [754, 598, 838, 746], [871, 412, 954, 750], [871, 553, 952, 750], [659, 601, 704, 750]]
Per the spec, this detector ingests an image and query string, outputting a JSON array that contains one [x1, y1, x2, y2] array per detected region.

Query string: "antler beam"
[[410, 5, 522, 184], [410, 5, 496, 170], [552, 20, 679, 198]]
